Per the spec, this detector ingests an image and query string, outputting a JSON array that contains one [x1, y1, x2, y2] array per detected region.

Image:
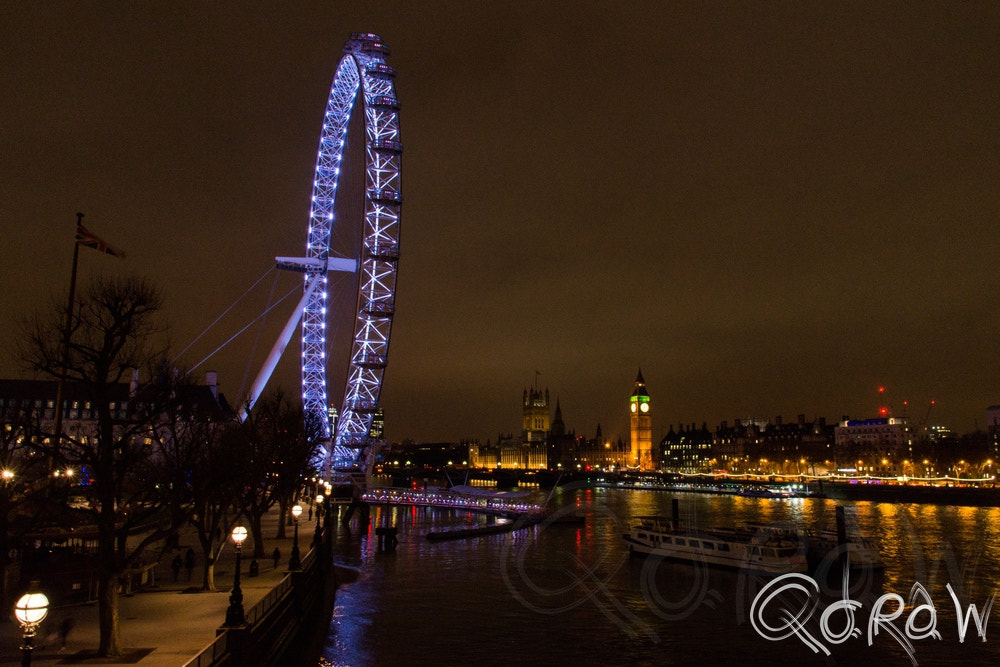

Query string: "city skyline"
[[2, 4, 998, 443]]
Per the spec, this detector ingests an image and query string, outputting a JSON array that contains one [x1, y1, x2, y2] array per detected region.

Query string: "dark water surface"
[[321, 486, 1000, 666]]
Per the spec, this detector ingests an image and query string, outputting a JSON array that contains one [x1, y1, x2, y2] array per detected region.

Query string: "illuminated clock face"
[[640, 402, 650, 413], [630, 403, 637, 413]]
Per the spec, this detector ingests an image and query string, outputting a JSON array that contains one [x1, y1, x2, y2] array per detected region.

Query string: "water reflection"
[[322, 489, 1000, 666]]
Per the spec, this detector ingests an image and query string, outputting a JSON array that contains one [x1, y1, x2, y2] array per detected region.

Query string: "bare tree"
[[20, 275, 175, 657], [235, 390, 318, 558], [0, 402, 55, 615], [183, 420, 246, 592]]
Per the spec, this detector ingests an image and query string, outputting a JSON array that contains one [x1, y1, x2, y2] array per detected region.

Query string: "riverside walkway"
[[0, 507, 322, 666]]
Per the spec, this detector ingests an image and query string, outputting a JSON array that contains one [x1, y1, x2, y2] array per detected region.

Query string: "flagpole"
[[52, 212, 84, 448]]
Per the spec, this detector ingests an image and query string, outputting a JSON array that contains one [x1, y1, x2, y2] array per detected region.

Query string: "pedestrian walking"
[[58, 616, 75, 650], [171, 554, 183, 581], [272, 546, 281, 569], [184, 547, 195, 581]]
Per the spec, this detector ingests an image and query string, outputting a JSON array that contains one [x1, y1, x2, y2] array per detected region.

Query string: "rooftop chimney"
[[206, 370, 219, 400]]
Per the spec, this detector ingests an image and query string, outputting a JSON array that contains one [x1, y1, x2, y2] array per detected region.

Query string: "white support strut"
[[237, 272, 324, 422]]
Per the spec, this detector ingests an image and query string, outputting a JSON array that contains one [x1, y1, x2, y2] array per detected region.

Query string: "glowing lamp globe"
[[14, 592, 49, 627], [315, 494, 324, 505], [231, 526, 248, 545], [292, 504, 303, 519]]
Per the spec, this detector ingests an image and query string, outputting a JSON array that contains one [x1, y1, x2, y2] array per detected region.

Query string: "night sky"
[[2, 3, 998, 444]]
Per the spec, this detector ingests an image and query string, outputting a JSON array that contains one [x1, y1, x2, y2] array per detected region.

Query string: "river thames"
[[320, 486, 1000, 666]]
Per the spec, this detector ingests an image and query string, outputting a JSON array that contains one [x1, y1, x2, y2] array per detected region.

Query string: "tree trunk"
[[0, 562, 8, 622], [250, 513, 266, 559], [97, 409, 122, 657], [203, 560, 217, 592], [0, 513, 10, 617], [97, 573, 121, 656], [276, 498, 287, 539], [199, 534, 218, 592]]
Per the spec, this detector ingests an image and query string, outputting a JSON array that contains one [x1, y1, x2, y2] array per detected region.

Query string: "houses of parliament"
[[467, 370, 652, 472], [391, 368, 992, 477], [462, 369, 992, 479]]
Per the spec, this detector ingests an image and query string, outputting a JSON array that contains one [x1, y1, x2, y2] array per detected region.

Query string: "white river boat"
[[623, 515, 808, 575]]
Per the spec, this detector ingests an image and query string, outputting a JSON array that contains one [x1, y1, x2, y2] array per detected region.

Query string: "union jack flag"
[[75, 223, 125, 257]]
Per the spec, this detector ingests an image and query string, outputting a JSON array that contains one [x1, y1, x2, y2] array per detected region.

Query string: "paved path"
[[1, 505, 324, 665]]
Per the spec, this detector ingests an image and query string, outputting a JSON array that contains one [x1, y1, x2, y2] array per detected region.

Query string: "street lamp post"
[[14, 585, 49, 667], [225, 526, 248, 626], [289, 504, 303, 570], [313, 494, 324, 547], [324, 483, 334, 538]]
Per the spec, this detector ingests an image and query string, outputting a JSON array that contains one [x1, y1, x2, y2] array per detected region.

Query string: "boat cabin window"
[[675, 538, 686, 546], [689, 540, 700, 548], [703, 542, 715, 550], [718, 543, 730, 552], [638, 532, 647, 539]]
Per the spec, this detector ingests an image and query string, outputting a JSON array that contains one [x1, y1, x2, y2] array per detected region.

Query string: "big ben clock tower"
[[629, 369, 653, 470]]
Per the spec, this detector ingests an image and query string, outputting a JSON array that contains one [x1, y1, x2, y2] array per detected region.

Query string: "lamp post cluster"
[[12, 487, 342, 654], [12, 483, 343, 656]]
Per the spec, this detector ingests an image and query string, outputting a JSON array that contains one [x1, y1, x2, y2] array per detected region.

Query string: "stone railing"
[[184, 545, 331, 667]]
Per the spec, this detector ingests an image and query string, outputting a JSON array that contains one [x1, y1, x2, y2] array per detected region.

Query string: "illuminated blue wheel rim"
[[302, 33, 401, 472]]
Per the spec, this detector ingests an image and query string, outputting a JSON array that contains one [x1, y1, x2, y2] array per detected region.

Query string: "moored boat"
[[738, 507, 884, 571], [623, 515, 808, 575], [808, 528, 884, 571]]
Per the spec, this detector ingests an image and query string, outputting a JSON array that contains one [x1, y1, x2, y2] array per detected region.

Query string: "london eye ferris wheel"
[[296, 33, 402, 473]]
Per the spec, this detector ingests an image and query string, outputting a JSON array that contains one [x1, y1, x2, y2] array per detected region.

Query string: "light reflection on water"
[[322, 488, 1000, 666]]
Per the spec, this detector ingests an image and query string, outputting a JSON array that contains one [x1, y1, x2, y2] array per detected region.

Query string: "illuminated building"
[[660, 423, 713, 473], [467, 386, 549, 470], [0, 372, 234, 465], [988, 405, 1000, 459], [834, 417, 913, 449], [629, 369, 654, 470], [369, 407, 385, 440], [659, 415, 835, 474], [467, 435, 547, 470], [834, 417, 914, 473], [552, 421, 630, 472], [522, 387, 550, 444]]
